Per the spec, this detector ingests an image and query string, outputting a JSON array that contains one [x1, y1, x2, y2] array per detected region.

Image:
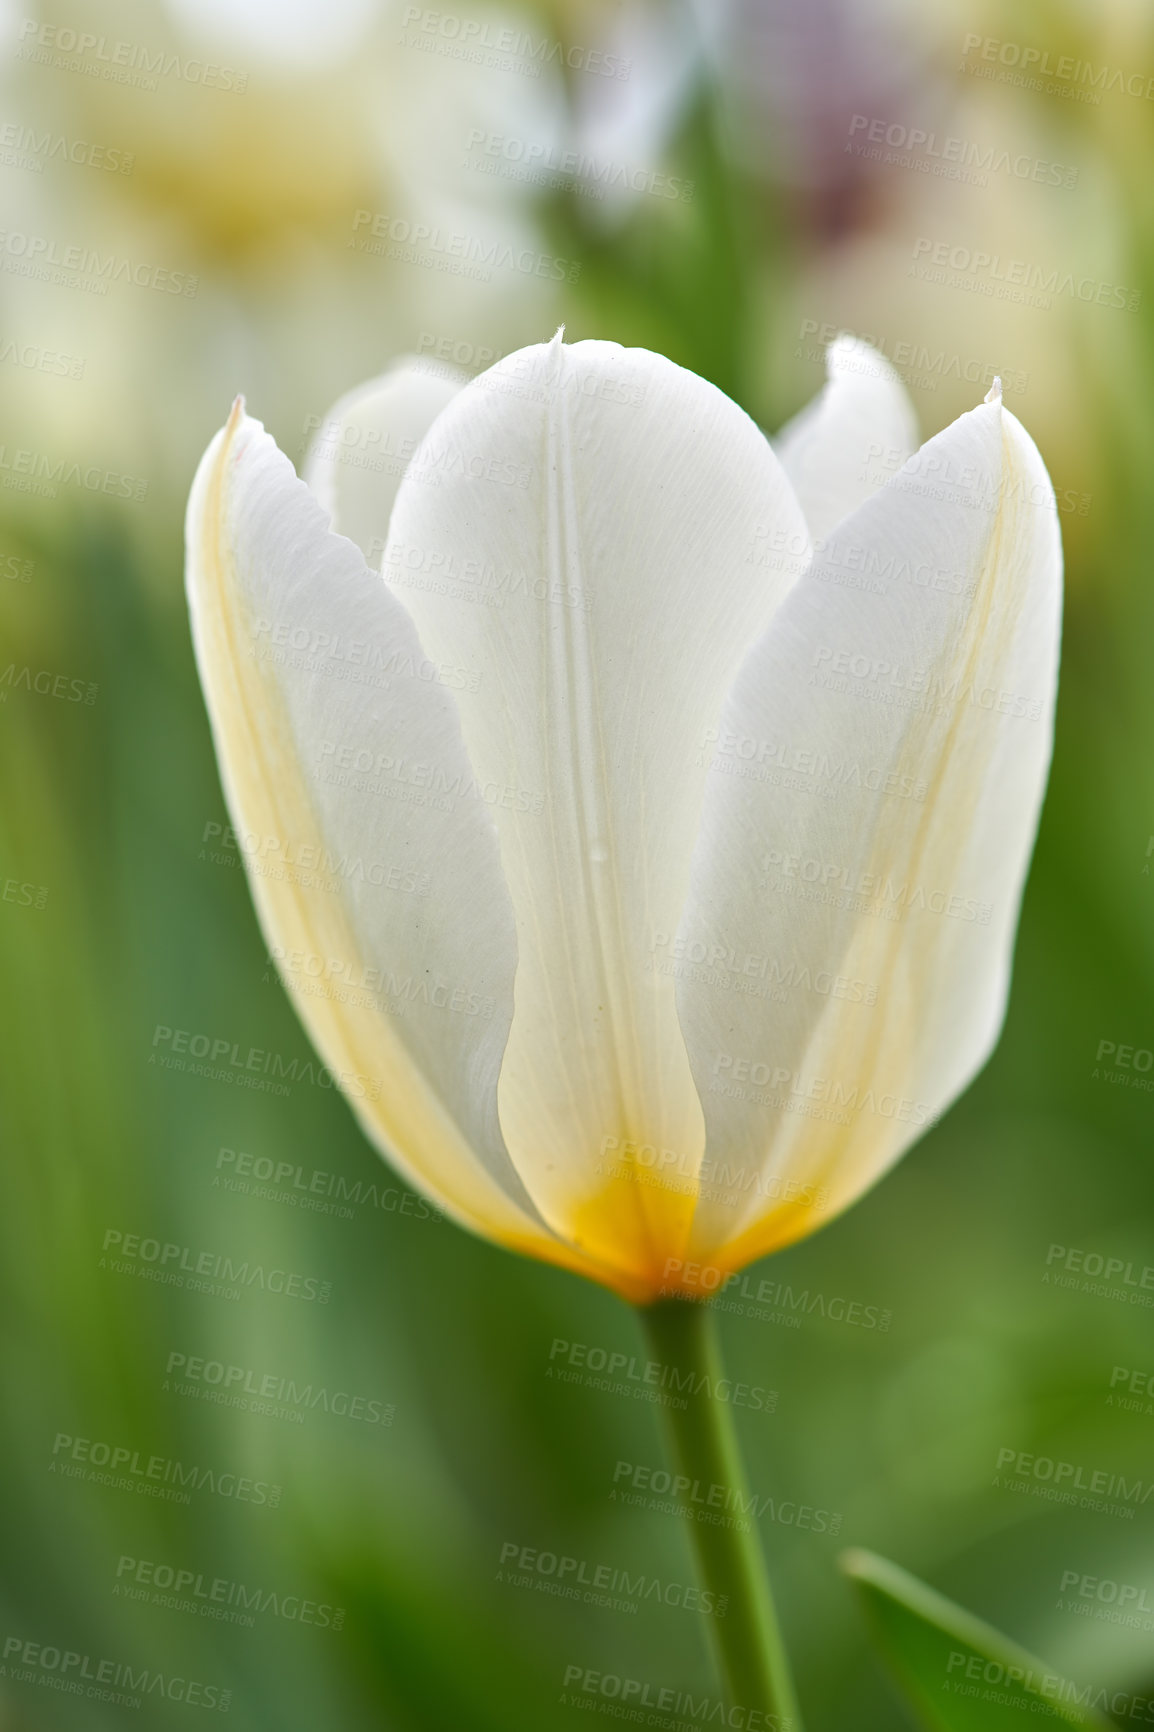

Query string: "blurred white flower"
[[161, 0, 382, 73]]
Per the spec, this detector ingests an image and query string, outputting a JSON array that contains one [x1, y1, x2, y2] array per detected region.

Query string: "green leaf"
[[840, 1549, 1114, 1731]]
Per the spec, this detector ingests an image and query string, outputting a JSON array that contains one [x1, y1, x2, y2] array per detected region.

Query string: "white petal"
[[776, 335, 919, 543], [383, 336, 811, 1288], [186, 402, 630, 1292], [303, 358, 466, 565], [675, 389, 1061, 1275]]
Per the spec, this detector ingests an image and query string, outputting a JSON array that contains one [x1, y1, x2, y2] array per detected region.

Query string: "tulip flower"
[[187, 330, 1060, 1298], [186, 331, 1061, 1719]]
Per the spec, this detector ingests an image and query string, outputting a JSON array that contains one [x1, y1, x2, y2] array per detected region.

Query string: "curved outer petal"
[[302, 358, 466, 565], [383, 336, 811, 1294], [186, 402, 633, 1295], [674, 389, 1062, 1280], [776, 335, 919, 543]]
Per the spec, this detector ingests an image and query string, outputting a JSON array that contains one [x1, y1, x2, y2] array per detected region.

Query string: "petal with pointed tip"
[[303, 358, 466, 564], [676, 395, 1061, 1272], [776, 335, 919, 542], [186, 402, 637, 1295], [384, 336, 811, 1293]]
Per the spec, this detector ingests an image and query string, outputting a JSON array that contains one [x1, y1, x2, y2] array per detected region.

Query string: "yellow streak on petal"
[[190, 408, 629, 1292], [561, 1146, 701, 1303], [694, 1195, 840, 1293]]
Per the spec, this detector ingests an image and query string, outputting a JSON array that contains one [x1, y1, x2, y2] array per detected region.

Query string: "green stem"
[[637, 1297, 803, 1731]]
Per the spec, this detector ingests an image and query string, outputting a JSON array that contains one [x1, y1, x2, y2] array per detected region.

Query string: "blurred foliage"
[[2, 0, 1154, 1728], [843, 1551, 1113, 1730]]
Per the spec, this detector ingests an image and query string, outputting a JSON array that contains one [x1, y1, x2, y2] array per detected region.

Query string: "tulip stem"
[[637, 1297, 803, 1731]]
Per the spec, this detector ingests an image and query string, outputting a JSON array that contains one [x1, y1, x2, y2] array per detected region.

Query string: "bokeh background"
[[2, 0, 1153, 1725]]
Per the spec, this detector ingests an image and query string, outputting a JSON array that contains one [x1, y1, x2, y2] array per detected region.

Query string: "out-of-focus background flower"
[[2, 0, 1153, 1724]]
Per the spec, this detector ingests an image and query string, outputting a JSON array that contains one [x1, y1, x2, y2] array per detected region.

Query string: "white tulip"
[[186, 332, 1061, 1303]]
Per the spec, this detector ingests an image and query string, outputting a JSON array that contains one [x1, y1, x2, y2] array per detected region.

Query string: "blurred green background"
[[2, 0, 1154, 1725]]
